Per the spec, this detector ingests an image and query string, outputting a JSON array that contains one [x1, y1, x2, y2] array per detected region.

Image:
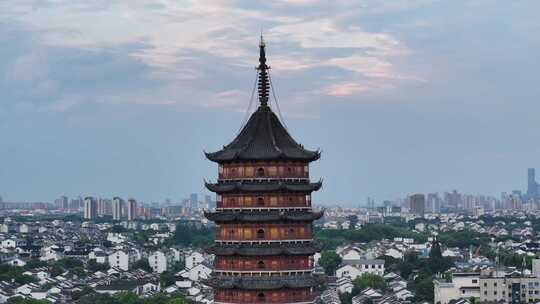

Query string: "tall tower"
[[409, 193, 425, 216], [83, 196, 98, 220], [204, 37, 323, 304], [528, 168, 538, 199], [112, 197, 124, 221], [127, 198, 137, 221]]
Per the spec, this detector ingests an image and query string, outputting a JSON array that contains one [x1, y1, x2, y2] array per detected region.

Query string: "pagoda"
[[204, 37, 324, 304]]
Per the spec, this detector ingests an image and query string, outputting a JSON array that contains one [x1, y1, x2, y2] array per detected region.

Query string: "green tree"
[[160, 271, 176, 287], [319, 251, 342, 275], [353, 274, 386, 292], [132, 259, 152, 272], [6, 297, 51, 304], [87, 259, 110, 272]]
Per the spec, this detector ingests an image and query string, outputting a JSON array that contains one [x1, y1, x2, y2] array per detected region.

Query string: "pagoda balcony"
[[213, 269, 314, 276], [214, 287, 315, 304]]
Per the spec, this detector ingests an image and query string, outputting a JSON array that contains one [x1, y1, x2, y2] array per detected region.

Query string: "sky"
[[1, 0, 540, 206]]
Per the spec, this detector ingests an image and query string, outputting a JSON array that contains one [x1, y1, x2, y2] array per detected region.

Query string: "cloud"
[[0, 0, 423, 114]]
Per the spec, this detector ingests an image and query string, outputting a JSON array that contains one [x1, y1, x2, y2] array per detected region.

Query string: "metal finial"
[[257, 35, 269, 107]]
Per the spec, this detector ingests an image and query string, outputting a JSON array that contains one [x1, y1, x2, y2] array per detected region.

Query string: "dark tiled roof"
[[205, 180, 322, 193], [204, 210, 324, 223], [205, 243, 320, 256], [205, 105, 320, 163], [206, 274, 324, 290]]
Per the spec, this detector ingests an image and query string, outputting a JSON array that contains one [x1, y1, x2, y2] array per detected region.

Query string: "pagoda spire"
[[257, 34, 270, 107]]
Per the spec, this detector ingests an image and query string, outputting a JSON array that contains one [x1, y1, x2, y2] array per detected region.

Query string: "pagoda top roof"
[[206, 242, 320, 256], [204, 210, 324, 223], [204, 180, 322, 194], [206, 274, 324, 290], [205, 106, 320, 163], [205, 37, 320, 164]]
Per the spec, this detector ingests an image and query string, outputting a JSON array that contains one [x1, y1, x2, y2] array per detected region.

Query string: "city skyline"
[[1, 1, 540, 204]]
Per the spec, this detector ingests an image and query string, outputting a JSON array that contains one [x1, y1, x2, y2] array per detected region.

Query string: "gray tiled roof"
[[206, 274, 324, 290], [205, 243, 320, 256], [205, 105, 320, 163], [205, 180, 322, 193], [204, 210, 324, 223]]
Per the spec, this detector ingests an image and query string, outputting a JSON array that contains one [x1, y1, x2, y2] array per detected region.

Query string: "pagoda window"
[[230, 168, 237, 177], [257, 293, 266, 302], [256, 167, 265, 177], [257, 197, 265, 206], [257, 261, 265, 269], [256, 229, 265, 239], [289, 228, 295, 236], [287, 167, 293, 176], [229, 229, 235, 238]]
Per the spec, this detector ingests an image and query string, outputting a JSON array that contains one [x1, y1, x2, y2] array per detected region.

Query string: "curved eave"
[[205, 243, 321, 256], [204, 180, 323, 194], [206, 275, 324, 290], [205, 149, 321, 164], [204, 210, 324, 223]]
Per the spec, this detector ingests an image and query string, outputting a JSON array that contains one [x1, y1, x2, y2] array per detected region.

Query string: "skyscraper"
[[410, 193, 425, 216], [127, 198, 137, 221], [190, 193, 198, 209], [83, 196, 98, 220], [204, 37, 323, 304], [112, 197, 123, 221], [528, 168, 539, 199]]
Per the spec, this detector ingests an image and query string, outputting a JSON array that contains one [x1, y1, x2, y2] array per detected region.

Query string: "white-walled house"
[[108, 250, 133, 271], [148, 250, 167, 273], [336, 259, 385, 280], [180, 263, 212, 282], [338, 246, 365, 261], [89, 249, 108, 264], [40, 246, 63, 261], [434, 273, 480, 304], [1, 239, 16, 249], [185, 251, 204, 269]]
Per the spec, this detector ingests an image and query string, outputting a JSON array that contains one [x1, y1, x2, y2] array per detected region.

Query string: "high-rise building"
[[97, 198, 111, 216], [83, 196, 98, 220], [112, 197, 123, 221], [410, 193, 425, 216], [528, 168, 539, 199], [204, 38, 323, 304], [190, 193, 198, 209], [54, 195, 69, 210], [127, 198, 137, 221]]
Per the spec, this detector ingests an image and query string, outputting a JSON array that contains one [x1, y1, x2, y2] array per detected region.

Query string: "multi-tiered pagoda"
[[204, 37, 324, 304]]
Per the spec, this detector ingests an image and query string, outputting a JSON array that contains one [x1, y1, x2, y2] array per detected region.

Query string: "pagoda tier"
[[214, 288, 314, 304], [216, 222, 313, 242], [205, 180, 322, 194], [214, 255, 313, 272], [218, 161, 310, 180], [204, 210, 323, 223], [217, 193, 312, 210], [206, 243, 319, 256]]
